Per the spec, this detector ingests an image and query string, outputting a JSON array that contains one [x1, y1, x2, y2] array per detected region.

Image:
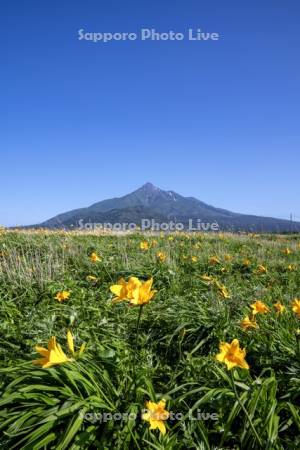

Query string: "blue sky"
[[1, 0, 300, 226]]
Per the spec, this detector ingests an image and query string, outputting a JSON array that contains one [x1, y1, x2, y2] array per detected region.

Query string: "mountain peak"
[[140, 182, 160, 191], [39, 183, 300, 233]]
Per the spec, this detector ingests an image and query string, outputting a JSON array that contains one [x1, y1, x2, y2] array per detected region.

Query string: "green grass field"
[[1, 229, 300, 449]]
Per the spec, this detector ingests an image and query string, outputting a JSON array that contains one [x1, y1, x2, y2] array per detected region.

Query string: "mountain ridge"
[[38, 183, 300, 232]]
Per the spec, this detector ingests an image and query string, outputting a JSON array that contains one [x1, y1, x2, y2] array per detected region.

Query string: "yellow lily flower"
[[243, 258, 251, 267], [86, 275, 98, 282], [110, 277, 142, 303], [142, 399, 169, 435], [33, 336, 72, 368], [250, 300, 270, 315], [209, 256, 220, 265], [200, 274, 215, 284], [90, 252, 101, 262], [67, 330, 86, 355], [257, 264, 267, 274], [292, 299, 300, 318], [110, 277, 156, 306], [67, 329, 75, 354], [110, 277, 129, 301], [283, 248, 292, 255], [131, 278, 157, 306], [216, 339, 249, 370], [156, 251, 166, 262], [240, 315, 258, 330], [33, 330, 85, 368], [140, 241, 149, 250], [215, 282, 231, 299], [54, 291, 70, 302], [273, 302, 285, 314], [218, 286, 231, 299]]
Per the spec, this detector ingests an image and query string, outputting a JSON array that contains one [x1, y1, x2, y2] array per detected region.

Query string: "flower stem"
[[230, 371, 262, 448], [131, 305, 144, 394], [135, 304, 143, 340]]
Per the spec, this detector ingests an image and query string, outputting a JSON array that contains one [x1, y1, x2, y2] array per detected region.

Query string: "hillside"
[[39, 183, 300, 232]]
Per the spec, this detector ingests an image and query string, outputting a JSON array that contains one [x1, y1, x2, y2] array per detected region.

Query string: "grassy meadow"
[[0, 229, 300, 449]]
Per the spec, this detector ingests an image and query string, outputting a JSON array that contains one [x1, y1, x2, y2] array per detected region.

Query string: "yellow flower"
[[215, 281, 231, 299], [200, 275, 215, 284], [54, 291, 70, 302], [90, 252, 101, 262], [110, 277, 156, 306], [157, 251, 166, 262], [67, 329, 75, 354], [292, 299, 300, 318], [257, 264, 267, 274], [86, 275, 98, 282], [142, 399, 169, 435], [33, 331, 85, 368], [287, 264, 295, 271], [130, 278, 157, 306], [218, 285, 231, 299], [209, 256, 220, 265], [273, 302, 285, 314], [250, 300, 270, 315], [191, 256, 198, 263], [240, 315, 258, 330], [125, 277, 143, 297], [33, 336, 72, 368], [224, 254, 233, 261], [283, 248, 292, 255], [243, 258, 251, 267], [140, 241, 149, 250], [110, 278, 128, 301], [216, 339, 249, 370], [110, 277, 141, 302], [168, 236, 174, 241]]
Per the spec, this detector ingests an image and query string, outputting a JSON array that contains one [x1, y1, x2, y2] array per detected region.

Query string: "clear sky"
[[1, 0, 300, 226]]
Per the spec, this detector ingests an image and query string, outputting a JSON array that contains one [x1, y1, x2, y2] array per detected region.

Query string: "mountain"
[[38, 183, 300, 232]]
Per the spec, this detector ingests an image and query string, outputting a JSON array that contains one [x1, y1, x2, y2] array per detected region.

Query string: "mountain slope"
[[39, 183, 300, 232]]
